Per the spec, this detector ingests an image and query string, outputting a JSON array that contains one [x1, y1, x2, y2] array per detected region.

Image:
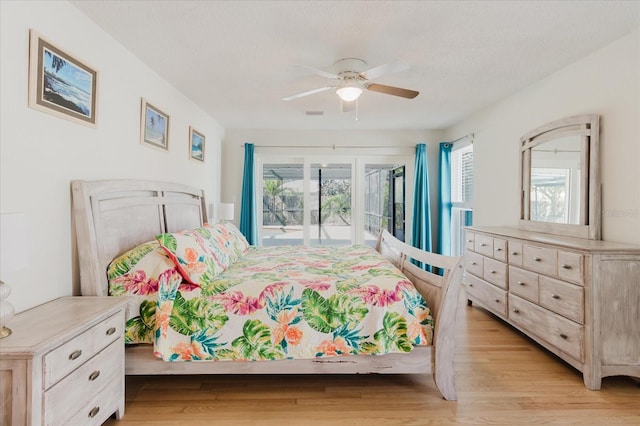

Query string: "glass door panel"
[[310, 163, 352, 246], [363, 164, 405, 247], [262, 163, 304, 246]]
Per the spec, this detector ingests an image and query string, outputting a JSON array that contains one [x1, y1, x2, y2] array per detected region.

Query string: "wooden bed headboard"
[[71, 180, 207, 296]]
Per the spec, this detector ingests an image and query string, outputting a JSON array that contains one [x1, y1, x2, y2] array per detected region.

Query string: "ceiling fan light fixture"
[[336, 86, 362, 102]]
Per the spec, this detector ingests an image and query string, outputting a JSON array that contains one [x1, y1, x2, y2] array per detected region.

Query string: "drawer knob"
[[518, 281, 526, 286], [490, 270, 496, 274], [69, 349, 82, 361], [480, 243, 487, 247], [106, 326, 117, 336], [495, 248, 502, 252], [467, 239, 473, 243], [469, 284, 473, 287], [471, 262, 477, 266], [561, 264, 572, 270], [511, 251, 519, 255], [494, 299, 500, 303], [552, 294, 560, 300], [512, 308, 520, 313], [533, 257, 541, 262], [89, 370, 101, 381], [88, 406, 100, 418], [559, 333, 568, 340]]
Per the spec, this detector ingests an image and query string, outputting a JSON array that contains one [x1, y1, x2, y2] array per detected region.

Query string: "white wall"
[[222, 129, 445, 242], [0, 1, 224, 312], [445, 29, 640, 245]]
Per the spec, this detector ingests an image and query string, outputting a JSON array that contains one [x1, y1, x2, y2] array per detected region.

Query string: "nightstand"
[[0, 296, 128, 426]]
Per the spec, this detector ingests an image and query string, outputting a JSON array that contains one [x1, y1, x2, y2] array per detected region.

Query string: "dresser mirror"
[[519, 114, 601, 239]]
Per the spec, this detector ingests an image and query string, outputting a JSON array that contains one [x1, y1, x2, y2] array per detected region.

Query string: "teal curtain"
[[411, 144, 432, 269], [437, 142, 452, 256], [239, 143, 258, 245]]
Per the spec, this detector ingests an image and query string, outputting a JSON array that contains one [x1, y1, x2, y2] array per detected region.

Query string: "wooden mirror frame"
[[519, 114, 601, 240]]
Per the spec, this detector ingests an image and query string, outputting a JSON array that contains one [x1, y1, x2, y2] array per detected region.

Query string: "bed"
[[71, 179, 463, 400]]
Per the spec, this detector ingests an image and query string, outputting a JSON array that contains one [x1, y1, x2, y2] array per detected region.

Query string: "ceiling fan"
[[282, 58, 419, 103]]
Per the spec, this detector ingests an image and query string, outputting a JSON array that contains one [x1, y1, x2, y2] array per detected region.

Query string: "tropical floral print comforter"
[[152, 244, 433, 362]]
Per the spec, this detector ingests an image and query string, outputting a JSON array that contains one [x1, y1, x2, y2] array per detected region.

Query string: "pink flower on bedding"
[[407, 320, 427, 344], [213, 291, 261, 315], [258, 282, 287, 304], [299, 278, 332, 291], [155, 301, 173, 338], [395, 280, 414, 292], [272, 312, 303, 346], [350, 285, 401, 307], [182, 248, 207, 276], [315, 337, 351, 356], [112, 270, 158, 295], [350, 262, 386, 271]]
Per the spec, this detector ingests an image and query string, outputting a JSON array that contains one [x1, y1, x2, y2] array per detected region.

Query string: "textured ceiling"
[[71, 1, 640, 130]]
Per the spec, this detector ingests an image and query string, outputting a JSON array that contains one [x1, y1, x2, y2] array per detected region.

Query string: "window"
[[450, 143, 473, 256]]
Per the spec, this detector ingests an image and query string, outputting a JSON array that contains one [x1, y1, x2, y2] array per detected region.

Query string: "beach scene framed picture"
[[189, 127, 205, 162], [28, 30, 98, 127], [140, 98, 170, 150]]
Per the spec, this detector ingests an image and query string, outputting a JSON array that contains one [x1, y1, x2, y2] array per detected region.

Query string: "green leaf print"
[[373, 311, 412, 353], [156, 234, 177, 254], [124, 316, 153, 343], [107, 242, 156, 279], [169, 293, 228, 335], [190, 330, 225, 358], [302, 289, 368, 333], [200, 277, 243, 297], [139, 300, 157, 328], [231, 319, 284, 360], [196, 256, 224, 289]]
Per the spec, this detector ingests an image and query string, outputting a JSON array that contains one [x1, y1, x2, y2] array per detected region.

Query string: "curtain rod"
[[447, 133, 475, 144], [241, 144, 414, 149]]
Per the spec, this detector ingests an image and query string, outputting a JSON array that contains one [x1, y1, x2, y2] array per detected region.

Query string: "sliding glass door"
[[310, 163, 352, 246], [262, 162, 304, 246]]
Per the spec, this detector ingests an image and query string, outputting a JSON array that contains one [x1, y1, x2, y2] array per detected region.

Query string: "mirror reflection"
[[530, 136, 582, 224]]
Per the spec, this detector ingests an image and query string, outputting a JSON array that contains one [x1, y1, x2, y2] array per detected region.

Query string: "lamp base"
[[0, 326, 11, 339]]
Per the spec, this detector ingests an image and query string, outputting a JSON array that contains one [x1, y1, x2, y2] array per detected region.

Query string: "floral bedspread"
[[153, 245, 433, 362]]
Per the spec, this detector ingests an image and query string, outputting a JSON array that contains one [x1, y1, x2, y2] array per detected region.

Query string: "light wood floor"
[[105, 298, 639, 425]]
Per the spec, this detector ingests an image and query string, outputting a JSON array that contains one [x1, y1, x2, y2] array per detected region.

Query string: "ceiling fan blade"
[[282, 86, 335, 101], [360, 61, 410, 81], [295, 65, 339, 80], [366, 83, 419, 99]]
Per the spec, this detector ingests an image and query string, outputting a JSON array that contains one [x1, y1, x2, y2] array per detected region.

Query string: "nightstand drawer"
[[43, 310, 124, 388], [44, 338, 123, 425], [59, 376, 124, 426]]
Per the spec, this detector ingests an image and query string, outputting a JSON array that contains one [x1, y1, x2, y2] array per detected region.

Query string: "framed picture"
[[28, 30, 98, 127], [189, 127, 205, 162], [140, 98, 170, 150]]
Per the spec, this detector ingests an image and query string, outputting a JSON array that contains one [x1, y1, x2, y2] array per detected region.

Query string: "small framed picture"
[[189, 127, 205, 162], [28, 30, 98, 127], [140, 98, 170, 150]]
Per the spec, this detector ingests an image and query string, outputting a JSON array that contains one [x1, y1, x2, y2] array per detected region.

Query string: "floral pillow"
[[107, 241, 184, 344], [156, 227, 226, 286], [202, 221, 250, 265]]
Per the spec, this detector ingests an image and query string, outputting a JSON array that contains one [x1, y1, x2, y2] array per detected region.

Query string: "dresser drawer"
[[483, 257, 508, 289], [466, 274, 507, 317], [539, 276, 584, 324], [465, 231, 475, 251], [509, 294, 584, 361], [508, 240, 523, 267], [474, 234, 494, 257], [509, 266, 539, 303], [557, 251, 584, 285], [43, 311, 124, 388], [465, 250, 484, 277], [523, 244, 557, 276], [44, 338, 123, 425], [493, 238, 507, 262]]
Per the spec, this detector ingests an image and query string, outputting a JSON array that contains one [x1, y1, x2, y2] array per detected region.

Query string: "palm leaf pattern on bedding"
[[152, 245, 433, 362]]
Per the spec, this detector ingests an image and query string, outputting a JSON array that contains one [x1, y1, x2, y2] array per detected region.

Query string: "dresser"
[[463, 226, 640, 390], [0, 297, 128, 426]]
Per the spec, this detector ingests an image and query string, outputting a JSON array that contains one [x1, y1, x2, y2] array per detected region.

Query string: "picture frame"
[[189, 126, 205, 162], [28, 30, 98, 127], [140, 98, 170, 150]]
